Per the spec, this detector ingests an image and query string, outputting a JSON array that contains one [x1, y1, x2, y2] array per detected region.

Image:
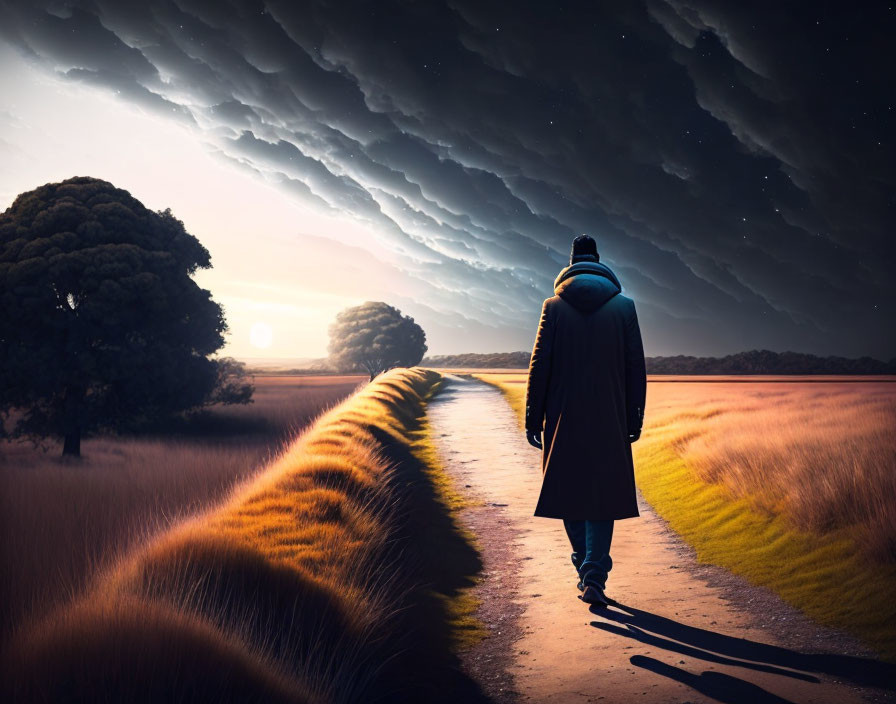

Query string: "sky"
[[0, 1, 893, 360]]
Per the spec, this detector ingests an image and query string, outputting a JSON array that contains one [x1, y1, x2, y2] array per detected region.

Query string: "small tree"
[[328, 302, 427, 380], [0, 176, 250, 456], [206, 357, 255, 406]]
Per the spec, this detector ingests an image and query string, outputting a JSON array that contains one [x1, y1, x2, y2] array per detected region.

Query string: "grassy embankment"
[[474, 373, 896, 661], [3, 368, 486, 703], [1, 375, 365, 642]]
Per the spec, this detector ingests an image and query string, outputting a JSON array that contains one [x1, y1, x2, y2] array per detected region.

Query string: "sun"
[[249, 322, 273, 349]]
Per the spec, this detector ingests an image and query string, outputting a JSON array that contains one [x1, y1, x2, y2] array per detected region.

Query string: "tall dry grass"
[[0, 375, 364, 643], [2, 368, 485, 703], [655, 381, 896, 562]]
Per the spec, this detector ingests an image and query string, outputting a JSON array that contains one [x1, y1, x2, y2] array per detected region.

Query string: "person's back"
[[524, 234, 646, 606]]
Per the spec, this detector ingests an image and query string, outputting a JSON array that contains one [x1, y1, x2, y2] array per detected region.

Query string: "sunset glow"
[[249, 322, 274, 350]]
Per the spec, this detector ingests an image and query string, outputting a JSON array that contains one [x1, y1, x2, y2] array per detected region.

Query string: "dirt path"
[[427, 375, 895, 704]]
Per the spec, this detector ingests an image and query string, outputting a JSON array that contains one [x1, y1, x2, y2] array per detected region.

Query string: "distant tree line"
[[422, 349, 896, 374], [646, 349, 896, 374], [423, 351, 532, 368]]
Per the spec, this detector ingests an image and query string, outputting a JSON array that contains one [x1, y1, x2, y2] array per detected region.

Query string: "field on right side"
[[474, 373, 896, 661]]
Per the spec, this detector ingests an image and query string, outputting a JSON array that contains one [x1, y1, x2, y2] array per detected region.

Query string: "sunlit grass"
[[4, 368, 485, 702], [0, 375, 364, 643], [669, 386, 896, 560], [475, 373, 896, 661]]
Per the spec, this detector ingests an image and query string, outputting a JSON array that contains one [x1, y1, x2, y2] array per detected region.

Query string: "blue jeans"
[[563, 519, 614, 590]]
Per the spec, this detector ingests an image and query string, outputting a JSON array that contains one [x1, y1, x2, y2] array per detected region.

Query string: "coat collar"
[[553, 260, 622, 290], [553, 261, 622, 312]]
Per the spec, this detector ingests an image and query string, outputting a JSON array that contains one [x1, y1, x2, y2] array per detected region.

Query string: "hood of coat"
[[553, 261, 622, 312]]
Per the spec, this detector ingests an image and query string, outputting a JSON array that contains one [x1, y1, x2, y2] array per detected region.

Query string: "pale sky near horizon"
[[0, 44, 439, 359], [1, 2, 893, 361]]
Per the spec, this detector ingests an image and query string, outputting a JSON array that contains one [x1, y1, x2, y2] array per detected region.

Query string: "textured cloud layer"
[[1, 0, 892, 356]]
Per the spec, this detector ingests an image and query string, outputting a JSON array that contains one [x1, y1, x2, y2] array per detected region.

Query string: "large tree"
[[0, 176, 246, 456], [328, 302, 427, 380]]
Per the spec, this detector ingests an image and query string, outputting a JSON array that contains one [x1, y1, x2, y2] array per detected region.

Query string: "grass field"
[[3, 368, 485, 703], [474, 372, 896, 660], [0, 375, 364, 643]]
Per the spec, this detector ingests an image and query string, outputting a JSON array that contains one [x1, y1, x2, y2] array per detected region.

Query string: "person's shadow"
[[589, 601, 896, 703]]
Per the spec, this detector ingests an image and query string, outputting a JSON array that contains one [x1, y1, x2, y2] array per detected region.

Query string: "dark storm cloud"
[[1, 0, 892, 356]]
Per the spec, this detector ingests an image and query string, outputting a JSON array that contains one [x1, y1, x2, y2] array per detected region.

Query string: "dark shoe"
[[580, 584, 609, 607]]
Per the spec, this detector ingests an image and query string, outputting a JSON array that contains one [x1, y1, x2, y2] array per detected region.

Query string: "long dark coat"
[[525, 260, 647, 520]]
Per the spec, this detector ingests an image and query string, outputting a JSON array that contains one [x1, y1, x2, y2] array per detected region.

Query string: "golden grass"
[[474, 373, 896, 661], [3, 368, 487, 703], [666, 383, 896, 561], [0, 375, 364, 642]]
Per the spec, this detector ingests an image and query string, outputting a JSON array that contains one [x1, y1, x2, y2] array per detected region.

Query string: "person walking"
[[525, 234, 647, 607]]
